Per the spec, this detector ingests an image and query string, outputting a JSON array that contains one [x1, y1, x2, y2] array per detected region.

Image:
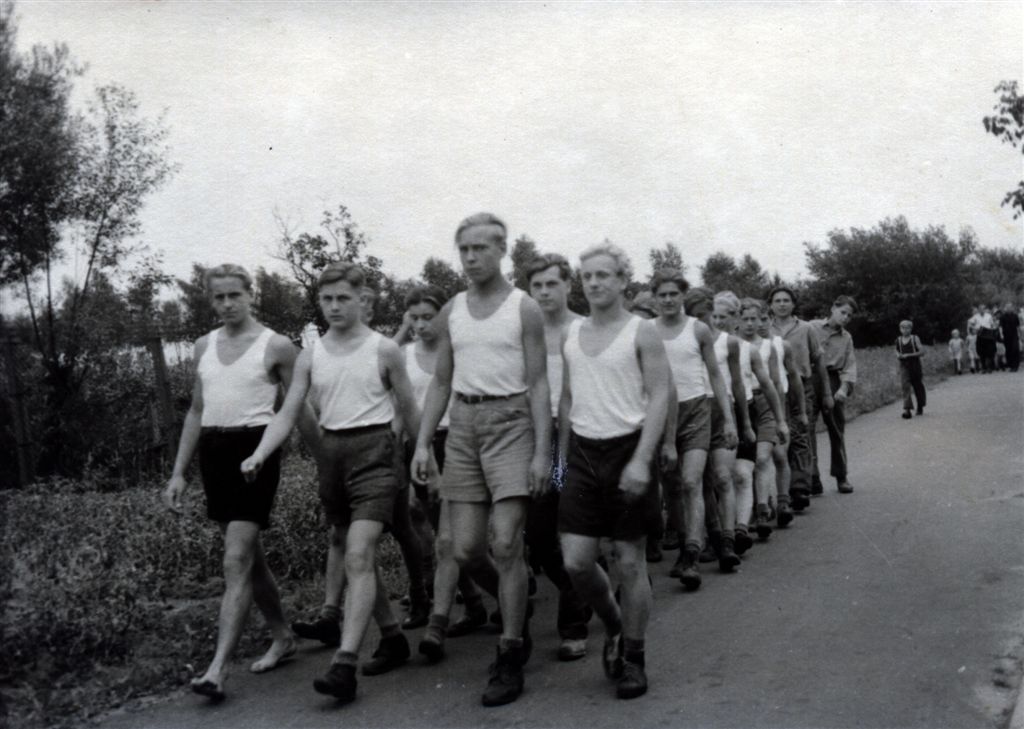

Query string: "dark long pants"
[[810, 371, 848, 483], [526, 488, 591, 640], [787, 376, 816, 495], [900, 360, 926, 412], [1005, 337, 1021, 372]]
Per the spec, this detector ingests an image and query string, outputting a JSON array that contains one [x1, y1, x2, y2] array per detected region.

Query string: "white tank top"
[[198, 327, 278, 428], [663, 317, 707, 402], [547, 352, 563, 418], [739, 339, 755, 402], [564, 316, 646, 439], [405, 344, 450, 429], [449, 289, 527, 396], [311, 332, 394, 430], [711, 331, 732, 401], [772, 335, 788, 395]]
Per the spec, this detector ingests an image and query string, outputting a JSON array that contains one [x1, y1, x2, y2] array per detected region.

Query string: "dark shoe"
[[645, 540, 663, 563], [616, 656, 648, 700], [916, 407, 924, 416], [703, 531, 723, 561], [901, 410, 912, 419], [190, 678, 225, 702], [447, 605, 488, 637], [698, 543, 718, 563], [602, 632, 624, 679], [837, 480, 854, 494], [810, 478, 824, 496], [661, 529, 680, 551], [790, 488, 810, 511], [481, 646, 525, 707], [313, 663, 357, 702], [777, 502, 794, 528], [734, 529, 753, 555], [362, 633, 410, 676], [401, 600, 431, 631], [418, 627, 446, 663], [718, 538, 741, 573], [755, 512, 773, 541], [668, 556, 685, 579], [292, 615, 341, 647], [678, 549, 701, 591], [557, 638, 588, 662]]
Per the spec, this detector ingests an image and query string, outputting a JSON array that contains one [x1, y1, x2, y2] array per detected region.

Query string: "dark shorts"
[[441, 394, 534, 504], [558, 430, 658, 541], [675, 396, 711, 453], [708, 397, 732, 452], [199, 426, 280, 530], [318, 424, 400, 527]]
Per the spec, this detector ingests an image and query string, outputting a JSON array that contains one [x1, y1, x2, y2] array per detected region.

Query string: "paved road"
[[102, 372, 1024, 729]]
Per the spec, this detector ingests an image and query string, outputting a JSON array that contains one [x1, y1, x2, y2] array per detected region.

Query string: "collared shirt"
[[770, 317, 821, 379], [810, 319, 857, 387]]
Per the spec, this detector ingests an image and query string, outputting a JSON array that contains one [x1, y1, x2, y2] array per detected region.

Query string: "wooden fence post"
[[146, 330, 176, 464]]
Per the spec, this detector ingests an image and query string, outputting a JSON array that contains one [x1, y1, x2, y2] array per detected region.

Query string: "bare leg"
[[709, 448, 736, 536], [733, 460, 754, 529], [772, 443, 790, 501], [333, 520, 384, 659], [679, 449, 708, 550], [613, 538, 651, 640], [249, 539, 297, 673], [429, 499, 462, 620], [561, 533, 621, 633], [325, 525, 347, 609], [754, 441, 776, 507], [193, 521, 260, 693], [488, 498, 530, 642]]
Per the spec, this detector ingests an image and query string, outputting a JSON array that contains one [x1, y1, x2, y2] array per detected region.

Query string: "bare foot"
[[250, 637, 297, 674], [191, 669, 227, 701]]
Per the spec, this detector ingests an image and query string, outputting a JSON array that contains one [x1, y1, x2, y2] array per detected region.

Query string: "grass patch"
[[0, 452, 404, 729], [0, 344, 957, 728]]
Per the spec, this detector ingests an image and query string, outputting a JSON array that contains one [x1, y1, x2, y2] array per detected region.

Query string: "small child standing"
[[896, 320, 926, 419], [948, 329, 964, 375], [966, 326, 979, 374]]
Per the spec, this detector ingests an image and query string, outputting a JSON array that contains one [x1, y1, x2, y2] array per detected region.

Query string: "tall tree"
[[0, 4, 81, 288], [982, 80, 1024, 219], [253, 267, 306, 340], [648, 242, 686, 278], [420, 256, 467, 301], [803, 217, 974, 345], [699, 251, 771, 298], [509, 234, 539, 291], [273, 204, 388, 333]]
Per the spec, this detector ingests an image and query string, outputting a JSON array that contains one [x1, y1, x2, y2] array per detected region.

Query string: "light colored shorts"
[[441, 393, 535, 504]]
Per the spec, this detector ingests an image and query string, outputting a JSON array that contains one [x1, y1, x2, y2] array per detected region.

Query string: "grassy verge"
[[843, 344, 952, 421], [0, 453, 404, 729], [0, 344, 957, 729]]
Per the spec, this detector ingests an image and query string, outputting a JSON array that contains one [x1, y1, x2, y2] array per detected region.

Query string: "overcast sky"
[[12, 0, 1024, 290]]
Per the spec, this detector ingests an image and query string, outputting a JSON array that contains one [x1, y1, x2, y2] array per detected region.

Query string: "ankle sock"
[[623, 638, 645, 663], [499, 637, 524, 651], [333, 650, 358, 667]]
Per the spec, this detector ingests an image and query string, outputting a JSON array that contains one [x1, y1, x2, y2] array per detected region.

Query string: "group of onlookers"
[[898, 303, 1021, 419]]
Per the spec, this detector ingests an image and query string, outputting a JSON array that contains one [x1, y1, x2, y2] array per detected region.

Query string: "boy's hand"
[[163, 475, 186, 513], [240, 453, 264, 483], [618, 458, 650, 500]]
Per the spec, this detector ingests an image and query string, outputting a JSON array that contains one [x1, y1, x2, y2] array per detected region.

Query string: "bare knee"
[[344, 544, 375, 576], [714, 466, 732, 494], [615, 548, 645, 583], [452, 540, 487, 570], [490, 532, 523, 567], [223, 547, 254, 579]]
